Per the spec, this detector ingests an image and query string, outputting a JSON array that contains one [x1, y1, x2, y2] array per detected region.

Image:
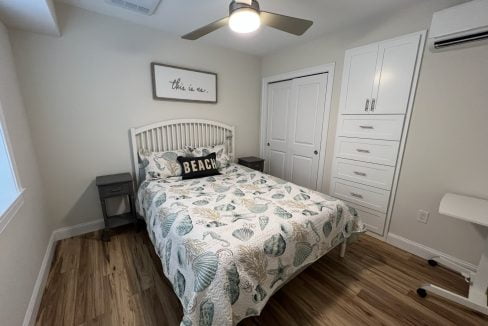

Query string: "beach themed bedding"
[[137, 164, 363, 326]]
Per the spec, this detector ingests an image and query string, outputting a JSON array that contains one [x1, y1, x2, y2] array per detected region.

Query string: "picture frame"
[[151, 62, 218, 103]]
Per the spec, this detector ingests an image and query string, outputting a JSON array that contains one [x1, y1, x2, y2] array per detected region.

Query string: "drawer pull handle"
[[364, 99, 370, 111], [110, 188, 122, 193], [350, 192, 364, 199], [359, 125, 374, 129], [371, 98, 376, 112], [356, 149, 370, 153], [354, 171, 367, 176]]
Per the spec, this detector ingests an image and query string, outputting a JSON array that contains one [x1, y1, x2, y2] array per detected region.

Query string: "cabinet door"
[[370, 34, 421, 114], [340, 44, 379, 114]]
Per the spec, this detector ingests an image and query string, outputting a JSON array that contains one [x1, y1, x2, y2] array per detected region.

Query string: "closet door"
[[341, 44, 379, 114], [286, 74, 327, 189], [266, 80, 292, 179], [370, 34, 421, 114]]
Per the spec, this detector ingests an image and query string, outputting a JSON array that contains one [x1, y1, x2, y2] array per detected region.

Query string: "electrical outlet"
[[417, 210, 430, 224]]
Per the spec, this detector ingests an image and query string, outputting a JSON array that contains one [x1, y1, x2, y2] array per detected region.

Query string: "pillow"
[[185, 144, 230, 169], [139, 149, 187, 180], [177, 153, 220, 180]]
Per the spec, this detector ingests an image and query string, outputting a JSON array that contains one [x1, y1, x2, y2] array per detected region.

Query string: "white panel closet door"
[[266, 80, 292, 179], [341, 44, 379, 114], [286, 74, 327, 189], [371, 34, 421, 114]]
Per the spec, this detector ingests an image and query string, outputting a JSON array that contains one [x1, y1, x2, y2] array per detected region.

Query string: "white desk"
[[418, 193, 488, 315]]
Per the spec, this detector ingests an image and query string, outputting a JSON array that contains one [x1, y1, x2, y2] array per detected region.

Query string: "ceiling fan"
[[182, 0, 313, 40]]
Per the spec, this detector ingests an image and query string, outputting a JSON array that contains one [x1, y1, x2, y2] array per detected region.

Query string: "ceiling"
[[57, 0, 427, 56], [0, 0, 59, 36], [0, 0, 430, 56]]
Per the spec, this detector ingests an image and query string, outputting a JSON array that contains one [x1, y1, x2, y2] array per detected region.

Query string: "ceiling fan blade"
[[182, 17, 229, 40], [260, 11, 313, 36]]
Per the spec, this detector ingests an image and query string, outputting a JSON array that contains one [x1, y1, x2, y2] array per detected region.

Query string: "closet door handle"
[[371, 98, 376, 112], [314, 150, 318, 155], [267, 142, 270, 146], [364, 99, 370, 112], [359, 125, 374, 129]]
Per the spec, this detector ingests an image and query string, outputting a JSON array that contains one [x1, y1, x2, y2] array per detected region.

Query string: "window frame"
[[0, 101, 24, 234]]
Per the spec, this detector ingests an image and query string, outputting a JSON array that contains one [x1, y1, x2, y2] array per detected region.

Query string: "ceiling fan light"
[[229, 8, 261, 34]]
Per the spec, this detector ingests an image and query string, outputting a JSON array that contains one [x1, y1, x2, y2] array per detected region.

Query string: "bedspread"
[[137, 164, 362, 326]]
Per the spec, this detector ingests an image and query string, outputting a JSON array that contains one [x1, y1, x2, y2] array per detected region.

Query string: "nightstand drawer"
[[99, 183, 131, 198], [238, 157, 265, 172], [244, 162, 264, 171]]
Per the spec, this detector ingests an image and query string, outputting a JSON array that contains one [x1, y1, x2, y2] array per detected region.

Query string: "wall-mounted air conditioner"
[[429, 0, 488, 50], [105, 0, 162, 15]]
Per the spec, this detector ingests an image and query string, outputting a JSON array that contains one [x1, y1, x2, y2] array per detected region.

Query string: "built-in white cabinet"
[[341, 44, 379, 115], [338, 115, 405, 141], [340, 33, 422, 115], [331, 31, 425, 236]]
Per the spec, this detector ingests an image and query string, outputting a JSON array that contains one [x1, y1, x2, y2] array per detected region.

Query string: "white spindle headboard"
[[130, 119, 235, 185]]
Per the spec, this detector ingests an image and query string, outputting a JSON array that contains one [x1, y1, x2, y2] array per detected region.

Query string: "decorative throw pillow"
[[177, 153, 220, 180], [185, 144, 230, 169], [138, 149, 187, 180]]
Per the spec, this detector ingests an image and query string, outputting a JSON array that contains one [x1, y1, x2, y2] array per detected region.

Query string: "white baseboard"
[[22, 232, 55, 326], [23, 219, 105, 326], [387, 233, 477, 272], [52, 219, 105, 241]]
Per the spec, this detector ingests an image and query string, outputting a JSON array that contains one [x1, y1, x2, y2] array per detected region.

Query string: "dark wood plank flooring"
[[35, 226, 488, 325]]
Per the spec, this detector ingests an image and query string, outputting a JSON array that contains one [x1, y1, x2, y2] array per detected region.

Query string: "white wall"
[[262, 0, 488, 265], [10, 3, 262, 229], [0, 20, 51, 326]]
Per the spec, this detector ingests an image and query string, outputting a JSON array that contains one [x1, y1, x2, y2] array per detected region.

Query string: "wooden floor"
[[36, 226, 488, 326]]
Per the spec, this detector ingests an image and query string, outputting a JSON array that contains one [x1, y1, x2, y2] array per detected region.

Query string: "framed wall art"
[[151, 63, 218, 103]]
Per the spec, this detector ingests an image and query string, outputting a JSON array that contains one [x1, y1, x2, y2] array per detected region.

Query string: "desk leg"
[[419, 283, 488, 315], [418, 235, 488, 315], [469, 235, 488, 307]]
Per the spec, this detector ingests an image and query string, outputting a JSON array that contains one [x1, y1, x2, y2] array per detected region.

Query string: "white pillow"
[[139, 149, 187, 180], [185, 144, 230, 169]]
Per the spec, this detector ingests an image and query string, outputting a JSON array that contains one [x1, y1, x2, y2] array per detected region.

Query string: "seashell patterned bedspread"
[[137, 164, 363, 326]]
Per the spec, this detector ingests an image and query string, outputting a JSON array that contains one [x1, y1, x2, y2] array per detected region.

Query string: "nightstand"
[[96, 173, 137, 241], [238, 156, 265, 172]]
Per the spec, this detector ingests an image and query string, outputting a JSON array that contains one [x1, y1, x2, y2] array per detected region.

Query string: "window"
[[0, 105, 22, 233]]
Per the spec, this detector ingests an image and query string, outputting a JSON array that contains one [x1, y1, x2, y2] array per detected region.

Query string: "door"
[[266, 80, 292, 180], [265, 74, 328, 190], [341, 44, 379, 114], [371, 34, 421, 114], [286, 74, 328, 189]]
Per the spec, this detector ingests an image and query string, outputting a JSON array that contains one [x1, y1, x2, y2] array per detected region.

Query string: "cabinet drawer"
[[335, 137, 399, 166], [330, 178, 390, 213], [332, 158, 395, 190], [344, 201, 386, 235], [99, 183, 131, 198], [338, 115, 405, 141]]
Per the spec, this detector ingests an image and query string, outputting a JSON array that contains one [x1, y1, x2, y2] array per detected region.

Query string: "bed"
[[130, 119, 364, 326]]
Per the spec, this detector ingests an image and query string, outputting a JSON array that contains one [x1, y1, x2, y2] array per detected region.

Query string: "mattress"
[[137, 164, 363, 326]]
